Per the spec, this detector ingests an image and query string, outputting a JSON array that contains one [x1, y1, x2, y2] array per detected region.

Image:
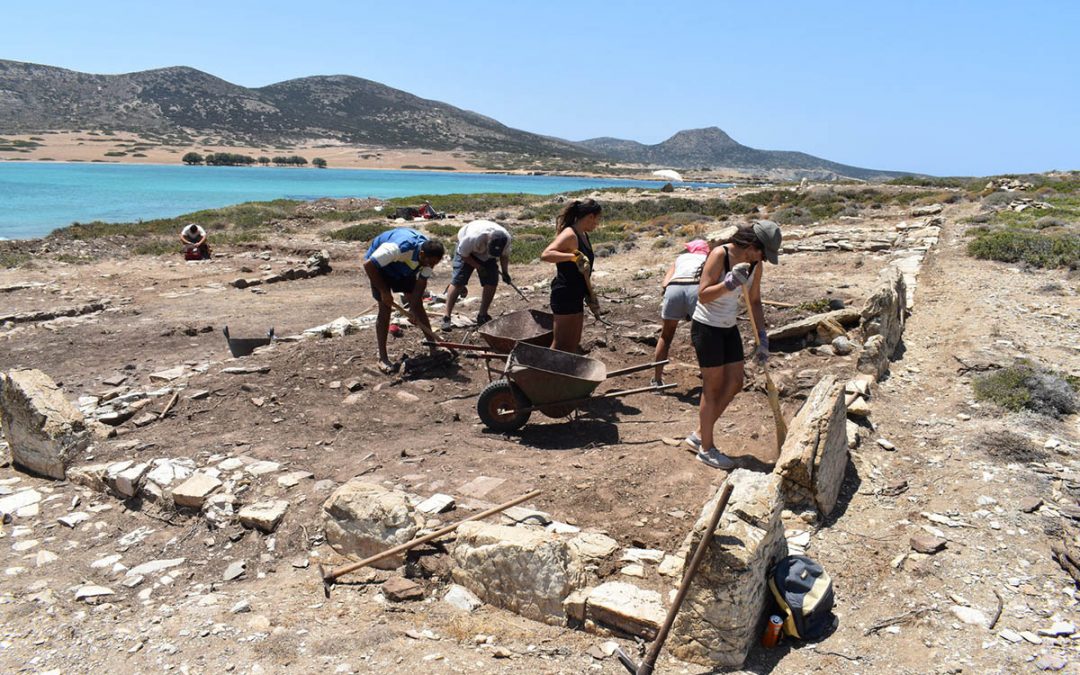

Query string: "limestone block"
[[859, 266, 906, 356], [767, 308, 860, 342], [172, 473, 222, 509], [857, 335, 890, 379], [113, 462, 150, 498], [0, 369, 89, 479], [238, 500, 289, 532], [68, 463, 112, 492], [451, 522, 591, 624], [322, 480, 421, 570], [584, 582, 665, 640], [669, 471, 787, 669], [774, 375, 849, 515]]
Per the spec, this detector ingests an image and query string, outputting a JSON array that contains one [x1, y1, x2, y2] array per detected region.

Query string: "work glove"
[[755, 329, 770, 364], [574, 250, 592, 277], [501, 271, 512, 285], [722, 262, 752, 291]]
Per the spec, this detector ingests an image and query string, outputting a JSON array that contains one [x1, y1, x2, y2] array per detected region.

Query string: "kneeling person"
[[180, 223, 211, 260], [441, 219, 512, 330], [363, 228, 445, 371]]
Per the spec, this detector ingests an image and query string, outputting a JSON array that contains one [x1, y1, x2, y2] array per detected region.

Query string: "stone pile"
[[0, 299, 110, 325], [67, 452, 295, 534], [231, 249, 332, 289]]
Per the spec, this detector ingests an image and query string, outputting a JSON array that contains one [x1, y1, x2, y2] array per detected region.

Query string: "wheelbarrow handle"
[[606, 360, 668, 379], [596, 383, 677, 399], [422, 340, 489, 351]]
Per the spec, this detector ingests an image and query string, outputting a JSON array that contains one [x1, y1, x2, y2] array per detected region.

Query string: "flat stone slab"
[[238, 500, 289, 532], [276, 471, 314, 488], [0, 489, 42, 516], [222, 365, 271, 375], [127, 557, 185, 577], [416, 493, 456, 514], [620, 548, 665, 564], [58, 512, 90, 528], [245, 460, 281, 476], [586, 582, 665, 640], [149, 366, 187, 382], [382, 576, 424, 602], [457, 476, 505, 499], [172, 473, 222, 509], [75, 585, 115, 601]]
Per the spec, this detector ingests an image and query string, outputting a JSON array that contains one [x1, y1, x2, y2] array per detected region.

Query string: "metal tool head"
[[614, 646, 639, 674], [319, 564, 333, 598]]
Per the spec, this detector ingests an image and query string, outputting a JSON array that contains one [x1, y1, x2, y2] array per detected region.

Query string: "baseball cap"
[[488, 232, 509, 258], [752, 220, 782, 264]]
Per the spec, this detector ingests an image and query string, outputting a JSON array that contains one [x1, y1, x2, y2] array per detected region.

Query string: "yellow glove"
[[574, 250, 591, 276]]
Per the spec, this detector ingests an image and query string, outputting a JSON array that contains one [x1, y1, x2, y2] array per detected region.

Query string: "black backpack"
[[767, 555, 836, 640]]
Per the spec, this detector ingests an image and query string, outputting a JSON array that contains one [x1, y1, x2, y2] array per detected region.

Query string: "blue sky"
[[4, 1, 1078, 176]]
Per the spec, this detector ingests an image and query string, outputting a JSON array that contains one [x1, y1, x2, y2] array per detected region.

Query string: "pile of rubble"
[[230, 249, 332, 289]]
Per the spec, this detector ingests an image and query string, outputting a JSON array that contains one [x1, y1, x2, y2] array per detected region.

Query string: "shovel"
[[741, 286, 787, 452], [615, 482, 734, 675], [505, 278, 529, 301]]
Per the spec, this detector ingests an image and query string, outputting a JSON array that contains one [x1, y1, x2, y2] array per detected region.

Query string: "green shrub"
[[974, 361, 1078, 417], [424, 223, 460, 238], [967, 229, 1079, 268], [328, 222, 386, 242], [104, 151, 127, 157]]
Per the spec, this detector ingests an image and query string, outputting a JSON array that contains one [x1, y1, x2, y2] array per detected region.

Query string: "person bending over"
[[362, 227, 445, 372], [441, 219, 512, 330], [652, 239, 710, 386], [180, 223, 211, 260], [685, 220, 781, 470], [540, 199, 602, 353]]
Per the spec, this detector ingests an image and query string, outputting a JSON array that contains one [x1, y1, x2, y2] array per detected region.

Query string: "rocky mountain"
[[0, 60, 585, 155], [579, 127, 903, 180], [0, 60, 905, 178]]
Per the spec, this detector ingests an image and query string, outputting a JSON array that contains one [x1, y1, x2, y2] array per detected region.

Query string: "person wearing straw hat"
[[684, 220, 782, 470], [651, 239, 710, 386]]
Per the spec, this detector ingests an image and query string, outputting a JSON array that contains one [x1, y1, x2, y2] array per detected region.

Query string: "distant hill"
[[578, 127, 905, 180], [0, 60, 907, 178], [0, 59, 585, 156]]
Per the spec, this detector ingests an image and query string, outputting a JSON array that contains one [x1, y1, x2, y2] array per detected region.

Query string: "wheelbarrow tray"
[[506, 342, 607, 408], [223, 326, 274, 358], [477, 309, 554, 354]]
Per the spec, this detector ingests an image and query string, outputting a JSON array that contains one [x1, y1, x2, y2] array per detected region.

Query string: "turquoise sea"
[[0, 162, 725, 240]]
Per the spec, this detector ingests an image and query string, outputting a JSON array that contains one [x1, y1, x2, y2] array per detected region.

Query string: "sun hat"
[[685, 239, 709, 255], [752, 220, 782, 264]]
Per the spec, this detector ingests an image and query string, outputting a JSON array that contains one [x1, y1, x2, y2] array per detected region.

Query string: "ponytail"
[[556, 198, 602, 232]]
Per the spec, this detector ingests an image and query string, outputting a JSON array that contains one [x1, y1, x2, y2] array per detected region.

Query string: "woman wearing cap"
[[685, 220, 781, 470], [651, 239, 710, 386], [541, 199, 602, 353]]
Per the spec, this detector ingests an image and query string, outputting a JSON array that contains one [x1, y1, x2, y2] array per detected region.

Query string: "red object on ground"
[[389, 324, 403, 337]]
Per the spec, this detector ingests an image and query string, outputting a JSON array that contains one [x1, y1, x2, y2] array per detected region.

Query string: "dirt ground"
[[1, 189, 1078, 674]]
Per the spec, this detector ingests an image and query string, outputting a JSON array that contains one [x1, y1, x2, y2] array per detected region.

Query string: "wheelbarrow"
[[223, 326, 274, 358], [425, 309, 553, 356], [477, 342, 676, 432]]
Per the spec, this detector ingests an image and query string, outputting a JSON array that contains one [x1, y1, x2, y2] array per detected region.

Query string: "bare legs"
[[653, 319, 680, 382], [375, 301, 392, 367], [698, 361, 745, 450], [552, 313, 584, 353], [443, 283, 497, 323]]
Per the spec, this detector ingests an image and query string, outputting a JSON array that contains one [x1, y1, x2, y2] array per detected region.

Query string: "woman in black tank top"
[[540, 199, 602, 353]]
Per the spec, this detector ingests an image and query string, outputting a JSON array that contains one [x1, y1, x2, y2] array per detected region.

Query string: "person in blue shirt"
[[363, 228, 445, 372]]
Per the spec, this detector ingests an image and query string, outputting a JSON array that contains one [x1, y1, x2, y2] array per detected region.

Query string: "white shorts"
[[660, 283, 698, 321]]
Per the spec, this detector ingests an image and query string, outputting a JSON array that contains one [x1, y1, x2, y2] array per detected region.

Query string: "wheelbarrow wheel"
[[477, 380, 530, 432]]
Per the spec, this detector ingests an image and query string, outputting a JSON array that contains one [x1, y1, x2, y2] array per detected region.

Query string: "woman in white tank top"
[[685, 221, 782, 470]]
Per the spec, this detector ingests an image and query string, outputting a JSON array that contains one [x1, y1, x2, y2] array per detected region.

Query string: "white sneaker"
[[684, 432, 701, 451], [696, 447, 736, 470]]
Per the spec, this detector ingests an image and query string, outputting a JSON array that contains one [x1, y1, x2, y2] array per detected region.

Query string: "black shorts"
[[370, 272, 417, 302], [690, 320, 745, 368], [550, 284, 586, 316], [450, 253, 498, 287]]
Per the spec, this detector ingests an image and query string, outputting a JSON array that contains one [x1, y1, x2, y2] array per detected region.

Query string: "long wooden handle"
[[741, 286, 788, 450], [389, 300, 440, 344], [324, 489, 541, 583], [639, 483, 734, 674]]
